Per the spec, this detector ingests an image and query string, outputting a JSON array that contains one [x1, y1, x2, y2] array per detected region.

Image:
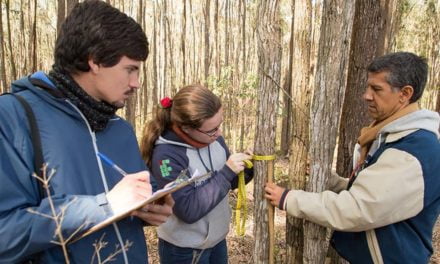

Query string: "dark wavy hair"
[[54, 0, 149, 74], [367, 52, 428, 103]]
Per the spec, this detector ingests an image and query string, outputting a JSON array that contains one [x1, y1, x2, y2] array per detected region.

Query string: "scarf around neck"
[[48, 67, 118, 132], [356, 103, 419, 165], [171, 123, 209, 148]]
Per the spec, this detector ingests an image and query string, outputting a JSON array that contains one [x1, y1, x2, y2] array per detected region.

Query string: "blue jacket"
[[0, 73, 149, 263]]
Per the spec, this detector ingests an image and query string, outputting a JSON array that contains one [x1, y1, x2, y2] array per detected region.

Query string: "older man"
[[266, 52, 440, 263]]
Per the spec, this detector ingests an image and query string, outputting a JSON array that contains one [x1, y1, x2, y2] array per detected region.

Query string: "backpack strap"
[[4, 93, 46, 200]]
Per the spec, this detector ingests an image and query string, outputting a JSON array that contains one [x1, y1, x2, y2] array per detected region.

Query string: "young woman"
[[141, 84, 253, 264]]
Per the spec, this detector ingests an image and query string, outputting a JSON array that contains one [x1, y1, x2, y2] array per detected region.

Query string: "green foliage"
[[207, 66, 234, 96], [239, 73, 258, 98]]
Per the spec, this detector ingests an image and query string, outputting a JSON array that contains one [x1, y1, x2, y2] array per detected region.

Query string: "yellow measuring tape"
[[235, 154, 276, 236]]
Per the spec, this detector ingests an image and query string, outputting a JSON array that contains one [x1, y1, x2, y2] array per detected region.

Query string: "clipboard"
[[72, 169, 211, 243]]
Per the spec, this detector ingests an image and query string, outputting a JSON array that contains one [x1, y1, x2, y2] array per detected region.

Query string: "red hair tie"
[[160, 97, 173, 109]]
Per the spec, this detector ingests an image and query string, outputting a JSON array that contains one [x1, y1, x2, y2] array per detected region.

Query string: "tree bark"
[[253, 1, 281, 263], [304, 0, 355, 263], [377, 0, 401, 54], [0, 0, 7, 92], [6, 0, 17, 81], [203, 0, 210, 82], [31, 0, 37, 72], [152, 1, 158, 105], [239, 0, 247, 151], [214, 0, 220, 77], [280, 2, 294, 157], [286, 0, 313, 263], [57, 0, 78, 37], [161, 0, 168, 97], [57, 0, 65, 36], [336, 0, 388, 190], [437, 92, 440, 114], [181, 0, 187, 85], [424, 0, 440, 111]]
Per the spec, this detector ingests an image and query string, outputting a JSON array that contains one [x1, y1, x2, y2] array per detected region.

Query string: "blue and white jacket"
[[151, 129, 252, 249], [283, 109, 440, 263], [0, 72, 149, 263]]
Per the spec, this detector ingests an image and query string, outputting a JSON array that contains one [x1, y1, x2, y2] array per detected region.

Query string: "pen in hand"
[[97, 152, 127, 176]]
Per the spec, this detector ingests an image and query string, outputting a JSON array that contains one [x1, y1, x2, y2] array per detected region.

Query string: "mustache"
[[125, 88, 136, 95]]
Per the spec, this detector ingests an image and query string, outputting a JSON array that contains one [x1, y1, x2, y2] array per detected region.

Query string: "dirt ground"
[[145, 195, 440, 264]]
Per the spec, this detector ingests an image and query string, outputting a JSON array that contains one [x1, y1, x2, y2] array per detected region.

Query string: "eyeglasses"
[[196, 126, 220, 137]]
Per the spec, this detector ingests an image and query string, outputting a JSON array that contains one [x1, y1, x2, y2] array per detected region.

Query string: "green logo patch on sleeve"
[[159, 159, 173, 177]]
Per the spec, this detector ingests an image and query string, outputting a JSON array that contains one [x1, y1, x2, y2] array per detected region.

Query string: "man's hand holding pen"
[[106, 171, 152, 215]]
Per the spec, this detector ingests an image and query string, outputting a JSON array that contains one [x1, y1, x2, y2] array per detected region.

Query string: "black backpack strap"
[[6, 93, 46, 200]]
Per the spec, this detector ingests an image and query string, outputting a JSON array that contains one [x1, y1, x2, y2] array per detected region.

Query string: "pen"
[[97, 152, 128, 176]]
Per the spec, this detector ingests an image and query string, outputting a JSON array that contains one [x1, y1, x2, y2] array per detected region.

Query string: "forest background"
[[0, 0, 439, 263]]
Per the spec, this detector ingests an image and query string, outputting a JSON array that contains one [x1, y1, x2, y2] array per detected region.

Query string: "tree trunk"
[[57, 0, 65, 36], [224, 0, 230, 68], [424, 0, 440, 111], [437, 92, 440, 114], [0, 0, 7, 92], [279, 2, 294, 157], [152, 1, 158, 105], [304, 1, 355, 263], [214, 0, 220, 77], [181, 0, 187, 85], [203, 0, 210, 82], [138, 0, 148, 120], [253, 1, 281, 263], [336, 0, 389, 192], [6, 0, 17, 81], [57, 0, 78, 37], [239, 0, 247, 151], [377, 0, 401, 54], [31, 0, 37, 72], [161, 0, 167, 97], [286, 0, 313, 263]]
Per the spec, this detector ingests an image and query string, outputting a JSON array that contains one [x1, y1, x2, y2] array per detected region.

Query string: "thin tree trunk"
[[253, 1, 281, 263], [138, 0, 148, 120], [57, 0, 78, 37], [31, 0, 37, 72], [286, 0, 313, 263], [336, 0, 388, 189], [280, 1, 294, 157], [437, 92, 440, 114], [152, 1, 158, 105], [57, 0, 65, 36], [239, 0, 247, 150], [0, 0, 7, 92], [6, 0, 17, 81], [377, 0, 401, 54], [214, 0, 220, 77], [203, 0, 210, 82], [224, 0, 230, 67], [164, 1, 175, 94], [190, 0, 196, 83], [22, 0, 29, 74], [424, 0, 440, 111], [181, 0, 187, 85], [161, 0, 167, 97], [305, 0, 355, 263]]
